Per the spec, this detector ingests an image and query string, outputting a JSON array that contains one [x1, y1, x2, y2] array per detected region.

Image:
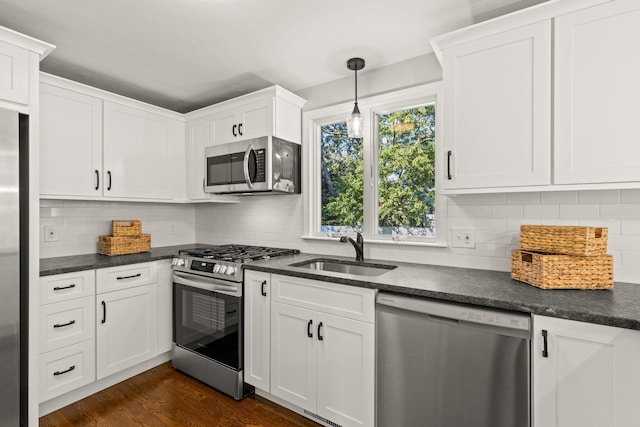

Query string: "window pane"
[[377, 105, 436, 237], [320, 122, 363, 234]]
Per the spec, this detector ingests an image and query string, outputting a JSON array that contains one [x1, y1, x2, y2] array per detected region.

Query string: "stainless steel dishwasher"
[[376, 292, 531, 427]]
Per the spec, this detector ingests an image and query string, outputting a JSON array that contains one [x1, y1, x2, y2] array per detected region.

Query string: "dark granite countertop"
[[39, 244, 204, 276], [245, 252, 640, 331], [40, 246, 640, 331]]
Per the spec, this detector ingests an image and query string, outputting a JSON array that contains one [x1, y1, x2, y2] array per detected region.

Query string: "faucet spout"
[[340, 232, 364, 262]]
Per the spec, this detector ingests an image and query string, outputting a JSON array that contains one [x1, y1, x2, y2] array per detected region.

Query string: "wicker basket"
[[511, 250, 613, 290], [112, 220, 143, 237], [98, 234, 151, 256], [519, 225, 608, 256]]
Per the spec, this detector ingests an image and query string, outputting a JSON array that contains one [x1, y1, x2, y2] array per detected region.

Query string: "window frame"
[[302, 81, 447, 247]]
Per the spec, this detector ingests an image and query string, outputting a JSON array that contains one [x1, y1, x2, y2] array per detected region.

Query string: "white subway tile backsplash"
[[559, 204, 599, 219], [621, 219, 640, 235], [474, 193, 507, 205], [523, 204, 559, 218], [621, 189, 640, 203], [578, 190, 620, 204], [541, 191, 578, 204], [491, 205, 523, 218], [600, 204, 640, 219], [506, 192, 540, 205]]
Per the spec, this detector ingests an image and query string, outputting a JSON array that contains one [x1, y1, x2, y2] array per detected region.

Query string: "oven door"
[[173, 282, 242, 371]]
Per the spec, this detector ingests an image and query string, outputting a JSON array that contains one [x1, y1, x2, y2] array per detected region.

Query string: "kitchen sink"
[[289, 258, 397, 277]]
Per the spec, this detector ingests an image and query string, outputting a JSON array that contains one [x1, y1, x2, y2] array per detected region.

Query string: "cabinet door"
[[185, 116, 212, 201], [244, 271, 271, 391], [211, 106, 238, 145], [40, 84, 103, 197], [442, 20, 551, 189], [156, 260, 173, 355], [270, 301, 317, 412], [533, 315, 640, 427], [238, 98, 273, 141], [554, 0, 640, 184], [0, 40, 29, 104], [96, 284, 158, 379], [103, 101, 182, 200], [316, 313, 374, 427]]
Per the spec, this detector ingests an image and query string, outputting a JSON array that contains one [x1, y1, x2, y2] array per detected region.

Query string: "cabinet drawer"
[[39, 296, 95, 353], [96, 262, 158, 294], [272, 274, 375, 323], [40, 270, 95, 305], [39, 339, 96, 403]]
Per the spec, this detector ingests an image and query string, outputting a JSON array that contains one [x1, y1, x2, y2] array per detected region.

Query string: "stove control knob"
[[219, 265, 227, 274], [226, 266, 236, 275], [173, 258, 186, 267], [213, 264, 221, 273]]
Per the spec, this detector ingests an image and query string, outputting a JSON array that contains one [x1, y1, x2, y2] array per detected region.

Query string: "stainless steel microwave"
[[204, 136, 301, 195]]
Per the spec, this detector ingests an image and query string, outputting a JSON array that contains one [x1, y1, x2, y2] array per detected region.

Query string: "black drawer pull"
[[261, 280, 267, 296], [116, 273, 141, 280], [53, 320, 76, 329], [542, 329, 549, 358], [101, 301, 106, 324], [53, 365, 76, 376], [317, 322, 324, 341], [307, 319, 313, 338], [53, 283, 76, 291]]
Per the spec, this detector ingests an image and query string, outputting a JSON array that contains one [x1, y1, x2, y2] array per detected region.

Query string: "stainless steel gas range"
[[171, 244, 299, 400]]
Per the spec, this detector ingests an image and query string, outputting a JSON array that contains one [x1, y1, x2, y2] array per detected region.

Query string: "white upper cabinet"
[[0, 39, 29, 105], [103, 101, 184, 200], [39, 75, 185, 202], [432, 0, 640, 193], [439, 20, 551, 190], [40, 83, 103, 197], [554, 0, 640, 184], [211, 98, 274, 145], [185, 115, 212, 200]]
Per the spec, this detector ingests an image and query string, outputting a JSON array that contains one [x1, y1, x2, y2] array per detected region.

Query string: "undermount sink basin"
[[289, 258, 397, 277]]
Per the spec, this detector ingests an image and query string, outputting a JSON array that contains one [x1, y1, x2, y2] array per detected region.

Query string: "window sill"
[[301, 235, 449, 248]]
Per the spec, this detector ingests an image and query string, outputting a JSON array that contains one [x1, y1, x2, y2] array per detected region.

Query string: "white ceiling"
[[0, 0, 547, 113]]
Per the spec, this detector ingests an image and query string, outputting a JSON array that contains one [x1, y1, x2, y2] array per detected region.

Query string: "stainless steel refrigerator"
[[0, 107, 28, 426]]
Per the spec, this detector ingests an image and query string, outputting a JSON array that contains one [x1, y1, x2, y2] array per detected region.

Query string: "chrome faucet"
[[340, 232, 364, 262]]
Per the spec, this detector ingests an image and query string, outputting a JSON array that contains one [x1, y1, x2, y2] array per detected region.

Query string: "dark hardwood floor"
[[39, 362, 321, 427]]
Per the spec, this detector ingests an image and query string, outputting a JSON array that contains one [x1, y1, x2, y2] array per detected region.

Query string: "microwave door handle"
[[243, 144, 254, 189]]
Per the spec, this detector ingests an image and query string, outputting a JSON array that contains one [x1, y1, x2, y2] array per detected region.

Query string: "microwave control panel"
[[255, 149, 266, 182]]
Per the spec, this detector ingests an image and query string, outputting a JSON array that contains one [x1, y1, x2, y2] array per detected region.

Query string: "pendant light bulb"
[[346, 58, 365, 139]]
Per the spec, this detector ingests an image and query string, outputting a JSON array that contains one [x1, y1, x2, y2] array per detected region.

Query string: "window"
[[304, 82, 445, 245]]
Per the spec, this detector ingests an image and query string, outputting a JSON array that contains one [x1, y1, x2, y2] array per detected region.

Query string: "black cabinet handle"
[[116, 273, 141, 280], [95, 170, 100, 190], [53, 283, 76, 291], [542, 329, 549, 358], [53, 320, 76, 329], [101, 301, 106, 324], [447, 150, 452, 180], [238, 123, 243, 136], [317, 322, 324, 341], [53, 365, 76, 376], [226, 309, 237, 315], [232, 124, 237, 137], [261, 280, 267, 296], [107, 171, 112, 191], [307, 319, 313, 338]]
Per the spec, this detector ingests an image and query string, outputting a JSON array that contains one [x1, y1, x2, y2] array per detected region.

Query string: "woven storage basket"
[[112, 220, 143, 237], [511, 249, 613, 290], [98, 234, 151, 256], [519, 225, 607, 256]]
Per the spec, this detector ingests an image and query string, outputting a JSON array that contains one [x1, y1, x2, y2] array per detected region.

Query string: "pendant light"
[[346, 57, 365, 139]]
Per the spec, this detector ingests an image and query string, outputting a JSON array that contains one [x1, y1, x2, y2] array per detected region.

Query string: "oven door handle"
[[172, 271, 239, 295], [243, 144, 254, 189]]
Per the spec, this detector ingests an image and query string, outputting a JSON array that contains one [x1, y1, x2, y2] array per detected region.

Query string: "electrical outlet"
[[44, 225, 59, 242], [451, 228, 475, 248]]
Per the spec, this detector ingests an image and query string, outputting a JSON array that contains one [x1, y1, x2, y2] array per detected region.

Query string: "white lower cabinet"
[[532, 315, 640, 427], [95, 262, 159, 380], [244, 272, 375, 427], [38, 271, 97, 402]]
